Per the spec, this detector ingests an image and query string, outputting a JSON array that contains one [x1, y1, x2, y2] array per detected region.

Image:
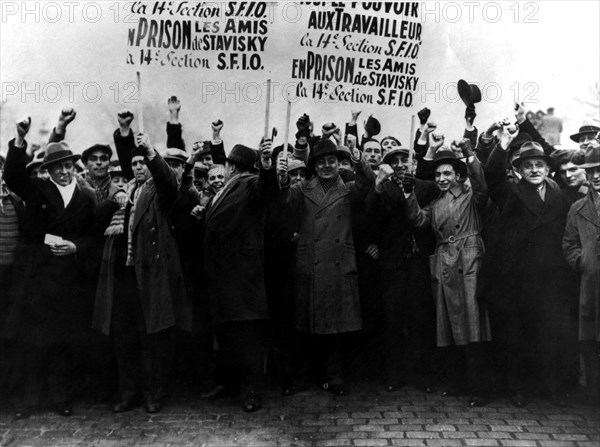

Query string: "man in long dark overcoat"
[[3, 118, 97, 419], [480, 131, 576, 408], [201, 141, 279, 412]]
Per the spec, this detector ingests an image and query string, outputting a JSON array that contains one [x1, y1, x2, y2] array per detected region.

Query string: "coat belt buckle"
[[448, 235, 456, 243]]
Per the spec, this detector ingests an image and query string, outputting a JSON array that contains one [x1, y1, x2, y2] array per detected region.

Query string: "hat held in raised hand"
[[457, 79, 482, 106]]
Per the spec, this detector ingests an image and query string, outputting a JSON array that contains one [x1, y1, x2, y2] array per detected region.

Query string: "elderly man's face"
[[86, 150, 110, 180], [579, 134, 597, 151], [559, 162, 586, 189], [363, 142, 382, 168], [586, 167, 600, 192], [434, 163, 459, 191], [315, 155, 339, 180], [131, 156, 150, 184], [518, 158, 549, 186], [48, 160, 75, 187], [289, 168, 307, 185]]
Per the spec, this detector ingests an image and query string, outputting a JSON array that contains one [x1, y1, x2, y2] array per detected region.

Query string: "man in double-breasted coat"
[[3, 118, 97, 419], [279, 138, 374, 396], [480, 133, 576, 408], [563, 146, 600, 406]]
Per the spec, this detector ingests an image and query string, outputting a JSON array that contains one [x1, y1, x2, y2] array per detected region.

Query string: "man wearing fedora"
[[480, 127, 576, 408], [563, 145, 600, 406], [200, 140, 279, 412], [370, 146, 439, 393], [277, 139, 374, 396], [402, 140, 492, 407], [570, 125, 600, 152], [3, 117, 97, 419]]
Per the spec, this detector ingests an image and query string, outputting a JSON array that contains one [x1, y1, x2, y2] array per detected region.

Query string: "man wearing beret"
[[200, 140, 279, 412], [480, 127, 577, 408], [3, 117, 97, 419]]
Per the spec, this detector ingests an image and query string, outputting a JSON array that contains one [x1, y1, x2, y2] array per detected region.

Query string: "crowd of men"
[[0, 96, 599, 419]]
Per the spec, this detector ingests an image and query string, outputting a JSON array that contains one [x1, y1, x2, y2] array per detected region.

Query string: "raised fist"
[[212, 119, 224, 133], [514, 102, 526, 124], [16, 117, 31, 138], [117, 109, 134, 127], [429, 132, 445, 151], [168, 96, 181, 112], [424, 122, 437, 134], [417, 107, 431, 125], [58, 107, 76, 127], [296, 113, 311, 131], [276, 152, 288, 177]]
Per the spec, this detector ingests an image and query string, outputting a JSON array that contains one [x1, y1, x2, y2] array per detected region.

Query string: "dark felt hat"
[[81, 144, 112, 164], [382, 148, 411, 165], [508, 132, 533, 153], [579, 147, 600, 169], [431, 150, 467, 175], [227, 144, 258, 169], [457, 79, 482, 106], [307, 139, 350, 172], [569, 125, 600, 143], [511, 142, 553, 168], [40, 142, 80, 170]]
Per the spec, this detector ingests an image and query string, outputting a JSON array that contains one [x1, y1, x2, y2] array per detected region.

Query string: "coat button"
[[152, 242, 156, 246], [314, 260, 319, 265], [151, 227, 156, 233], [155, 254, 160, 260], [455, 224, 460, 229]]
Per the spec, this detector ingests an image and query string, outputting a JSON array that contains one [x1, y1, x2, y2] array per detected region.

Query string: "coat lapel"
[[318, 177, 349, 212], [131, 179, 156, 234], [40, 181, 66, 213], [301, 177, 325, 207], [51, 185, 89, 228], [577, 194, 600, 228], [516, 180, 544, 217], [206, 174, 248, 222]]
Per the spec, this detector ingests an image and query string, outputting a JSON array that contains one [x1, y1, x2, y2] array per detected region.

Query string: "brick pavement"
[[1, 381, 599, 447]]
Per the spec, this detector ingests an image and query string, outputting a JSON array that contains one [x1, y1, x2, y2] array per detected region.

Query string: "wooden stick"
[[136, 71, 144, 132], [408, 114, 416, 168], [264, 79, 271, 140], [282, 100, 292, 153]]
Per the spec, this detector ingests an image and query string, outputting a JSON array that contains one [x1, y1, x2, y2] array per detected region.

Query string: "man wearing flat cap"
[[81, 144, 113, 202], [3, 118, 97, 419], [200, 140, 279, 412], [480, 128, 577, 408], [563, 146, 600, 406]]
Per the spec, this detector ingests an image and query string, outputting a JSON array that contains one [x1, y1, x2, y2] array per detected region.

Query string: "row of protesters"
[[2, 98, 599, 420]]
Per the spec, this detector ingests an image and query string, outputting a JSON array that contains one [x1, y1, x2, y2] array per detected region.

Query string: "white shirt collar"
[[50, 178, 77, 207]]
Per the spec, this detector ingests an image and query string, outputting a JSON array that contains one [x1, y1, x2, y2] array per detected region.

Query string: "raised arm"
[[4, 118, 36, 201], [113, 109, 135, 180], [166, 96, 185, 150]]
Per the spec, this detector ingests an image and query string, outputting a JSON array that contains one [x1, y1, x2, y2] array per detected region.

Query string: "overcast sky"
[[1, 1, 599, 154]]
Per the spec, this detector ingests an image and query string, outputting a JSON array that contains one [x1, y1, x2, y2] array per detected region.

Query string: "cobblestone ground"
[[1, 380, 599, 447]]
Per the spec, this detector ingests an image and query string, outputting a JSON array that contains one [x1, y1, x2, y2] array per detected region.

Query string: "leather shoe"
[[509, 391, 528, 408], [144, 400, 161, 414], [323, 383, 345, 396], [468, 394, 489, 407], [113, 399, 137, 413], [51, 405, 73, 417], [242, 391, 262, 412], [199, 385, 230, 401], [14, 408, 30, 420]]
